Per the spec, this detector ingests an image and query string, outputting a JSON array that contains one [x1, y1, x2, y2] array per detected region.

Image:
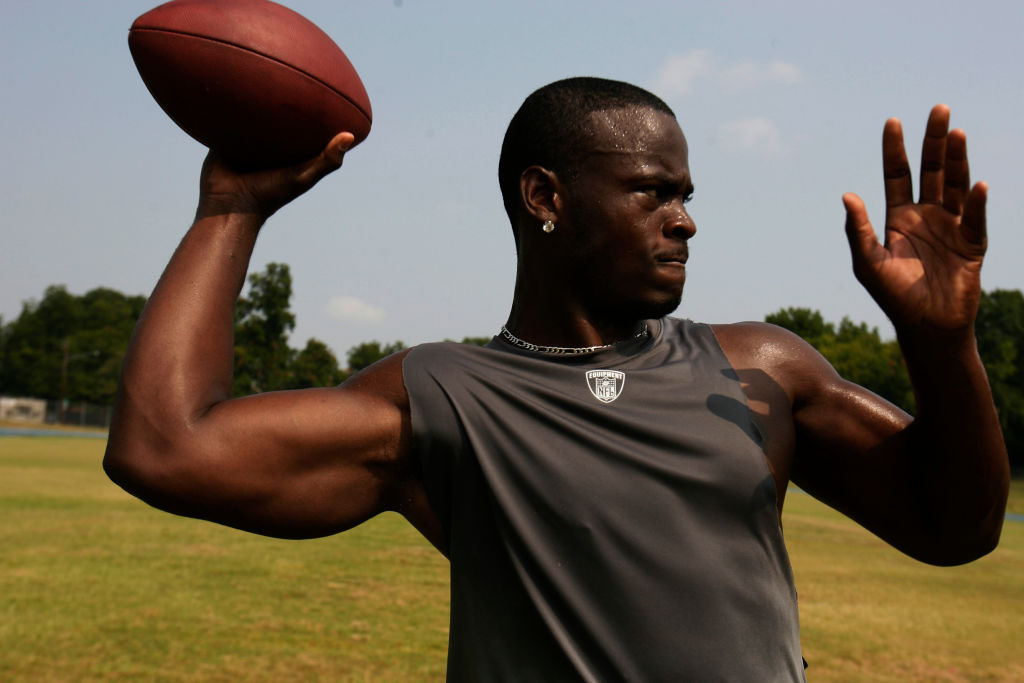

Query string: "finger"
[[883, 118, 913, 208], [245, 132, 356, 218], [961, 180, 988, 248], [324, 131, 356, 166], [297, 132, 355, 188], [843, 192, 882, 277], [942, 128, 970, 215], [918, 104, 950, 204]]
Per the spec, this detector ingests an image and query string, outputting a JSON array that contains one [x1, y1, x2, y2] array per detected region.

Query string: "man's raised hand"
[[196, 131, 355, 221], [842, 105, 988, 336]]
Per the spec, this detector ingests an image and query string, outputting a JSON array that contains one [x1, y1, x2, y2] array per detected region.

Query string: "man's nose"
[[663, 202, 696, 240]]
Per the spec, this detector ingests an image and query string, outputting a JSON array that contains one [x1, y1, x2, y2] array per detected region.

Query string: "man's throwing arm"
[[103, 135, 439, 544]]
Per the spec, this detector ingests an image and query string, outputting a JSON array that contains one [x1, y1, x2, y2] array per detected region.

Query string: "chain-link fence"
[[48, 400, 113, 429], [1, 396, 112, 430]]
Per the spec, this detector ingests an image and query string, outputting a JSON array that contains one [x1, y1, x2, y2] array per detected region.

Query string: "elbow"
[[103, 441, 145, 494], [918, 526, 1003, 566], [911, 500, 1008, 567], [102, 411, 192, 507], [917, 532, 1002, 567], [103, 420, 136, 491], [935, 475, 1011, 566], [103, 436, 210, 521], [968, 523, 1005, 562], [908, 449, 1011, 566], [103, 385, 194, 501], [948, 506, 1007, 565], [103, 384, 232, 519], [103, 435, 164, 502], [102, 448, 127, 488]]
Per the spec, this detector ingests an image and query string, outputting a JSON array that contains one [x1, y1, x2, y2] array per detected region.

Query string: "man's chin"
[[621, 291, 684, 322]]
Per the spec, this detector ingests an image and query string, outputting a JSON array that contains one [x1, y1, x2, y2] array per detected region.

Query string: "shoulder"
[[342, 347, 413, 407], [710, 321, 842, 405], [710, 320, 823, 365], [347, 341, 499, 407]]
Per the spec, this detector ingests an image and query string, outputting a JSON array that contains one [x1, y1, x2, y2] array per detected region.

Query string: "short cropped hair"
[[498, 77, 675, 222]]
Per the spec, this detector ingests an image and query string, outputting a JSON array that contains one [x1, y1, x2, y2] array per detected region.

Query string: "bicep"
[[790, 363, 927, 550], [105, 357, 414, 539], [722, 322, 986, 560]]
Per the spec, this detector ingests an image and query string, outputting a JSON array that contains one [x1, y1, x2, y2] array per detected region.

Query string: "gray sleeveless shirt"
[[403, 318, 805, 681]]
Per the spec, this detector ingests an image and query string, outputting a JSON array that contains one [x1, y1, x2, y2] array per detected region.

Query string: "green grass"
[[1006, 478, 1024, 516], [2, 436, 1021, 681], [784, 484, 1024, 682], [0, 437, 449, 681]]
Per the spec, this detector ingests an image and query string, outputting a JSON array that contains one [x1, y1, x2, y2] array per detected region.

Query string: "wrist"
[[896, 326, 983, 390], [895, 324, 977, 357], [195, 191, 274, 223], [188, 209, 266, 251]]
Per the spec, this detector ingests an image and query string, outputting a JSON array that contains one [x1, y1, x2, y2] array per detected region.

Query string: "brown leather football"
[[129, 0, 371, 169]]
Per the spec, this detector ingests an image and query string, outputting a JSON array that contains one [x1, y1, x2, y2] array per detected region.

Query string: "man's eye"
[[640, 187, 693, 204]]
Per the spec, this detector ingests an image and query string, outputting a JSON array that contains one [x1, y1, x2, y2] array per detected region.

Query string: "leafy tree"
[[975, 289, 1024, 469], [457, 336, 493, 347], [233, 263, 296, 395], [768, 295, 1024, 468], [346, 340, 407, 374], [287, 338, 345, 389], [230, 263, 350, 394], [342, 336, 489, 380], [0, 286, 146, 403], [822, 318, 914, 411], [764, 308, 833, 347], [765, 308, 913, 412], [0, 265, 355, 406], [0, 315, 5, 382]]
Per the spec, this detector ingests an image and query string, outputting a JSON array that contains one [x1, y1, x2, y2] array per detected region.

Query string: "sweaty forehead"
[[584, 107, 686, 156]]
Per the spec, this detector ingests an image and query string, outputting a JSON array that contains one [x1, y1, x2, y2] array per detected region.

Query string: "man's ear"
[[520, 165, 563, 224]]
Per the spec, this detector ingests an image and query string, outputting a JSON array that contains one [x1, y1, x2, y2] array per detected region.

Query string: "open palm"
[[843, 105, 988, 334]]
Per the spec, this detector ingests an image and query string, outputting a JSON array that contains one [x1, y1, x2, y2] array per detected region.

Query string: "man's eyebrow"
[[626, 166, 693, 187]]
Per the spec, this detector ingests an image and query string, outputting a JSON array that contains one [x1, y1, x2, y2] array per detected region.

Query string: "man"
[[105, 78, 1009, 680]]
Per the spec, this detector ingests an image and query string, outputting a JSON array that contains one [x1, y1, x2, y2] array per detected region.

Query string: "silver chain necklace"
[[499, 323, 648, 356]]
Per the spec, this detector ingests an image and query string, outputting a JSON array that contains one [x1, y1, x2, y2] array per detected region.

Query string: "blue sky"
[[2, 0, 1022, 359]]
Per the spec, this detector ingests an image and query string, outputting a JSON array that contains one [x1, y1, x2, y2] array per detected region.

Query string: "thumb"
[[263, 132, 355, 216], [842, 192, 879, 276], [298, 132, 356, 187]]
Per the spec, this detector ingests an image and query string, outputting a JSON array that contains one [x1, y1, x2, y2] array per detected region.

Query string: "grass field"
[[1, 434, 1021, 681], [784, 487, 1023, 682]]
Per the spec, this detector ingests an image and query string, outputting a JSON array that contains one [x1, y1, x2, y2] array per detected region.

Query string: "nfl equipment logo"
[[586, 370, 626, 403]]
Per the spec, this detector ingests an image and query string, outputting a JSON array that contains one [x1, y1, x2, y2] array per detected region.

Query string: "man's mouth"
[[655, 249, 688, 266]]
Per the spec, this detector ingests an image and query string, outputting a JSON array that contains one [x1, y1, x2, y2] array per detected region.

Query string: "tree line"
[[0, 264, 484, 405], [1, 264, 1021, 469], [766, 291, 1024, 470]]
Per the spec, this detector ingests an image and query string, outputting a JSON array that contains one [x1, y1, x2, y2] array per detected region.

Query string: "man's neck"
[[505, 294, 646, 350]]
